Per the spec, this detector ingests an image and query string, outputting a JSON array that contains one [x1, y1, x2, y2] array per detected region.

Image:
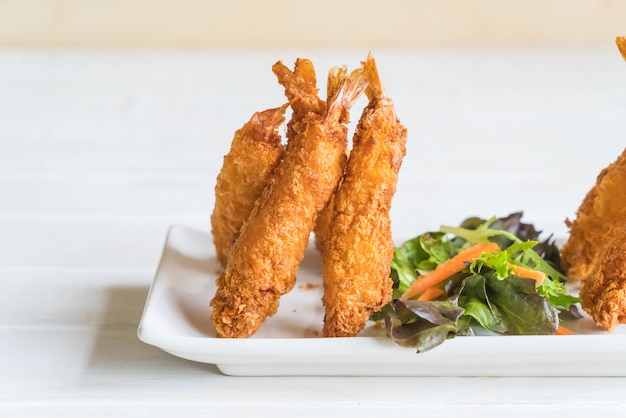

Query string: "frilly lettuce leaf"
[[441, 215, 579, 309], [378, 212, 580, 352], [384, 299, 471, 353], [384, 270, 560, 353], [459, 272, 559, 335]]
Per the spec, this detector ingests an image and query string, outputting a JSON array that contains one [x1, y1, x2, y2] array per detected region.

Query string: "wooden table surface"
[[1, 46, 626, 416]]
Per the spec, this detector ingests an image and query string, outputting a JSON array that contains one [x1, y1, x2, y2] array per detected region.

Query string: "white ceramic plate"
[[138, 224, 626, 376]]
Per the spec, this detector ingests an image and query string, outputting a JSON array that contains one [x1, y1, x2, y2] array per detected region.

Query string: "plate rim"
[[137, 224, 626, 376]]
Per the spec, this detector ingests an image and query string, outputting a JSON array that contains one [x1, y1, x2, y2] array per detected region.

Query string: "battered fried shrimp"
[[210, 65, 369, 338], [273, 61, 344, 252], [580, 225, 626, 331], [314, 66, 349, 252], [560, 147, 626, 281], [569, 38, 626, 331], [322, 54, 408, 337], [210, 105, 287, 267], [617, 37, 626, 61]]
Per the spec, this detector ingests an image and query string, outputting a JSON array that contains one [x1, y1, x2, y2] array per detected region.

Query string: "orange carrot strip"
[[400, 242, 500, 300], [511, 265, 546, 287], [416, 287, 445, 301], [556, 325, 574, 335]]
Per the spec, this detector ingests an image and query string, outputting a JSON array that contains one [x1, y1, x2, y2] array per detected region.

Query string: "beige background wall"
[[0, 0, 625, 48]]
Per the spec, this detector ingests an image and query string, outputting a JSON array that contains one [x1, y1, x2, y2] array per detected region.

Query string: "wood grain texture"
[[1, 47, 626, 416], [0, 0, 625, 47]]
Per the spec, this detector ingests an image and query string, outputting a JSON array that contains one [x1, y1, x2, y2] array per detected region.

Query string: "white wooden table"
[[1, 47, 626, 416]]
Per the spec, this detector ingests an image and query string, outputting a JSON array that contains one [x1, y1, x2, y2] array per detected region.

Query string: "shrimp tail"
[[326, 65, 370, 124], [326, 66, 348, 100], [248, 103, 290, 140], [363, 52, 385, 102], [272, 59, 326, 141], [272, 58, 319, 103]]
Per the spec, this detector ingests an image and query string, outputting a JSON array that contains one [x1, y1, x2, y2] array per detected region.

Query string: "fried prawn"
[[322, 54, 408, 337], [570, 38, 626, 331], [560, 147, 626, 281], [210, 105, 287, 266], [210, 64, 369, 338], [274, 60, 344, 252], [617, 37, 626, 61]]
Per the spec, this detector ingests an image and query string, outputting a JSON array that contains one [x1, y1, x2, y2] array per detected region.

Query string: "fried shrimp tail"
[[617, 37, 626, 61], [272, 58, 326, 143], [210, 105, 287, 266], [210, 64, 369, 338], [561, 147, 626, 281], [322, 54, 408, 337], [326, 66, 349, 102]]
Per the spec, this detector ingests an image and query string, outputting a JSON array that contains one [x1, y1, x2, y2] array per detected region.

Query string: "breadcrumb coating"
[[322, 54, 408, 337], [210, 64, 369, 338], [580, 226, 626, 331], [210, 105, 287, 267], [561, 148, 626, 281]]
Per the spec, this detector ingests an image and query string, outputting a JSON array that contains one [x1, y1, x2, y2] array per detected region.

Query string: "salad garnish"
[[374, 212, 581, 353]]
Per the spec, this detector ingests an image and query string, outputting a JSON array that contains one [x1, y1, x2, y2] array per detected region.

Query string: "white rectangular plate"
[[138, 224, 626, 376]]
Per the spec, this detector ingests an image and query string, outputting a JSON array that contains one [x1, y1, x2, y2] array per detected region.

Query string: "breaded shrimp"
[[210, 105, 287, 267], [210, 64, 369, 338], [561, 147, 626, 281], [572, 38, 626, 331], [314, 66, 349, 252], [322, 54, 408, 337], [617, 37, 626, 61], [274, 60, 344, 253], [580, 225, 626, 331]]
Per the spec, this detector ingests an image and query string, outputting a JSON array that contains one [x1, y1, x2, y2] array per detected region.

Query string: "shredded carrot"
[[511, 265, 546, 287], [416, 287, 445, 301], [556, 325, 574, 335], [400, 242, 500, 300]]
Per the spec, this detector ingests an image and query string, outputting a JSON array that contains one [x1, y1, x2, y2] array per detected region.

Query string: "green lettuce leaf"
[[456, 274, 505, 333], [378, 212, 580, 352], [390, 231, 457, 296], [459, 272, 559, 335], [441, 215, 579, 309]]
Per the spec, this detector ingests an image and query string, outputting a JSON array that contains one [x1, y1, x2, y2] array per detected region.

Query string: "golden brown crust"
[[560, 148, 626, 281], [322, 54, 408, 337], [617, 37, 626, 61], [580, 226, 626, 331], [210, 64, 369, 338], [313, 194, 336, 252], [210, 105, 287, 267], [313, 66, 350, 253], [578, 37, 626, 331]]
